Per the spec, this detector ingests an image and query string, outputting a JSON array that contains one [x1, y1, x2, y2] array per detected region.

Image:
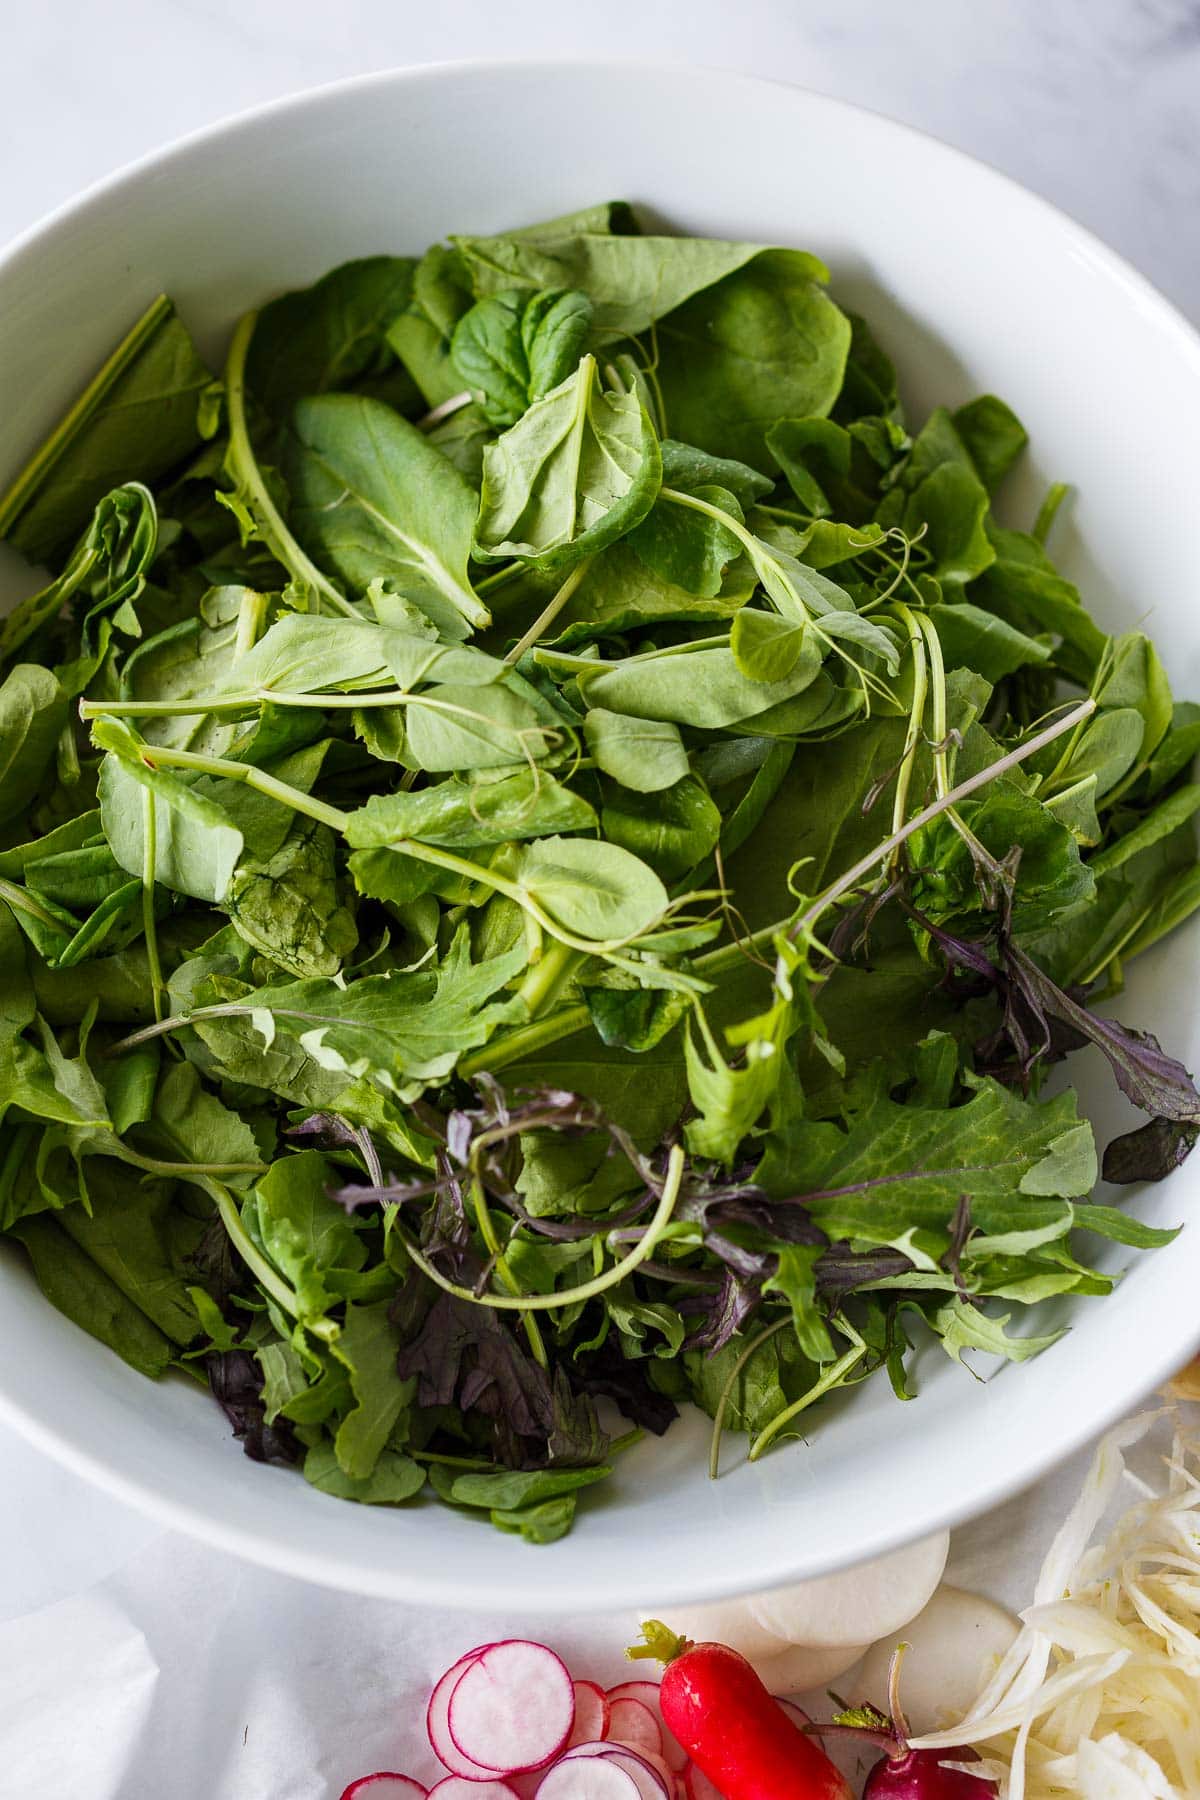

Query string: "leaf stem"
[[96, 733, 350, 832], [748, 1327, 868, 1462], [785, 696, 1097, 951], [469, 1171, 549, 1368], [888, 603, 928, 854], [709, 1315, 791, 1480], [417, 391, 473, 431], [396, 1144, 686, 1312], [223, 311, 358, 621], [141, 787, 165, 1023], [200, 1175, 329, 1335], [504, 557, 593, 666]]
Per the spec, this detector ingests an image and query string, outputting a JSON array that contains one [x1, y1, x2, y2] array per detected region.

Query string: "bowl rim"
[[3, 55, 1200, 1608]]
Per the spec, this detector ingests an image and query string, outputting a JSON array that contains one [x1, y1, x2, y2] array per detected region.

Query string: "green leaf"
[[347, 767, 594, 848], [331, 1301, 415, 1480], [659, 439, 773, 510], [579, 641, 824, 730], [902, 462, 995, 587], [0, 296, 211, 565], [547, 541, 751, 646], [227, 813, 358, 979], [932, 1298, 1062, 1365], [0, 665, 69, 826], [56, 1161, 206, 1345], [951, 395, 1028, 493], [601, 774, 721, 881], [654, 251, 852, 466], [283, 394, 487, 630], [10, 1213, 174, 1378], [404, 678, 559, 773], [95, 717, 244, 904], [1095, 632, 1173, 762], [0, 483, 158, 677], [929, 603, 1051, 683], [629, 484, 744, 597], [447, 1464, 613, 1509], [490, 1496, 579, 1544], [251, 1149, 366, 1321], [451, 287, 593, 427], [453, 229, 762, 342], [763, 1245, 836, 1362], [763, 1070, 1098, 1242], [505, 836, 668, 942], [584, 708, 689, 793], [247, 926, 527, 1094], [247, 257, 416, 416], [303, 1440, 425, 1504], [475, 355, 661, 571]]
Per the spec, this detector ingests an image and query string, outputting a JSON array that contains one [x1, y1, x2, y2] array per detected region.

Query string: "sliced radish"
[[605, 1681, 685, 1773], [605, 1699, 662, 1760], [428, 1781, 520, 1800], [448, 1640, 575, 1775], [568, 1681, 611, 1748], [773, 1697, 811, 1730], [428, 1651, 499, 1780], [561, 1746, 668, 1800], [682, 1766, 723, 1800], [341, 1779, 428, 1800], [538, 1760, 643, 1800]]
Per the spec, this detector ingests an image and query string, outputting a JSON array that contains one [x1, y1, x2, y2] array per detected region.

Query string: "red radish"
[[449, 1640, 576, 1775], [428, 1651, 500, 1780], [606, 1698, 663, 1759], [538, 1760, 643, 1800], [428, 1782, 520, 1800], [569, 1681, 612, 1748], [824, 1650, 997, 1800], [862, 1749, 995, 1798], [562, 1744, 669, 1800], [341, 1780, 427, 1800], [630, 1621, 852, 1800], [606, 1682, 687, 1773]]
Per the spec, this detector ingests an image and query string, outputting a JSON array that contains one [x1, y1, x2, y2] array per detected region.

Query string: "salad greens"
[[2, 201, 1198, 1546]]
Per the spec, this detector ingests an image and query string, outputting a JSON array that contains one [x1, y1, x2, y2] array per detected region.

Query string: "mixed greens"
[[2, 200, 1198, 1544]]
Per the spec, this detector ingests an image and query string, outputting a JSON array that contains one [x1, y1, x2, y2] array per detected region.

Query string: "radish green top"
[[0, 200, 1197, 1543]]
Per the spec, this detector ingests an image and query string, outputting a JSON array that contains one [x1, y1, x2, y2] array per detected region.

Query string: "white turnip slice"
[[852, 1584, 1020, 1737], [747, 1531, 950, 1649], [568, 1681, 611, 1748], [537, 1760, 644, 1800], [448, 1639, 576, 1775], [749, 1641, 869, 1693], [428, 1651, 499, 1779], [341, 1779, 428, 1800]]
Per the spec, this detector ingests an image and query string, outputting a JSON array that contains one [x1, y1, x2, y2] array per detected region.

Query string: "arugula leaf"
[[474, 355, 661, 570]]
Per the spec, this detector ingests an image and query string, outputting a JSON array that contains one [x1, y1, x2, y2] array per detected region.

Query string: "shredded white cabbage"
[[910, 1408, 1200, 1798]]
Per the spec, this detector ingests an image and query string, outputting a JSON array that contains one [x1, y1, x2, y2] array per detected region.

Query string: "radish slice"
[[682, 1767, 723, 1800], [561, 1746, 668, 1800], [538, 1761, 643, 1800], [449, 1640, 576, 1775], [773, 1697, 811, 1731], [605, 1681, 685, 1773], [569, 1681, 611, 1748], [605, 1699, 662, 1759], [428, 1651, 499, 1780], [429, 1782, 520, 1800], [341, 1780, 428, 1800]]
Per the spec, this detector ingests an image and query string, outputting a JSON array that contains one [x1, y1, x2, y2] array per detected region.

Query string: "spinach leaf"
[[0, 296, 211, 565], [451, 287, 593, 427], [601, 774, 721, 882], [346, 768, 595, 848], [655, 251, 852, 466], [247, 258, 416, 417], [95, 717, 244, 904], [283, 394, 487, 630], [0, 665, 68, 826], [474, 355, 661, 570]]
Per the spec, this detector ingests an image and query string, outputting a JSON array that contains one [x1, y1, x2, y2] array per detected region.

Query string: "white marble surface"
[[1, 4, 1198, 1791]]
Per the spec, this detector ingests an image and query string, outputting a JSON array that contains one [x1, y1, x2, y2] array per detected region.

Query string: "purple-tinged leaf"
[[1103, 1116, 1200, 1184]]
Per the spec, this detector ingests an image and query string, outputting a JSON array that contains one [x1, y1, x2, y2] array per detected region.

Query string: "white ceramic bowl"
[[2, 62, 1199, 1612]]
